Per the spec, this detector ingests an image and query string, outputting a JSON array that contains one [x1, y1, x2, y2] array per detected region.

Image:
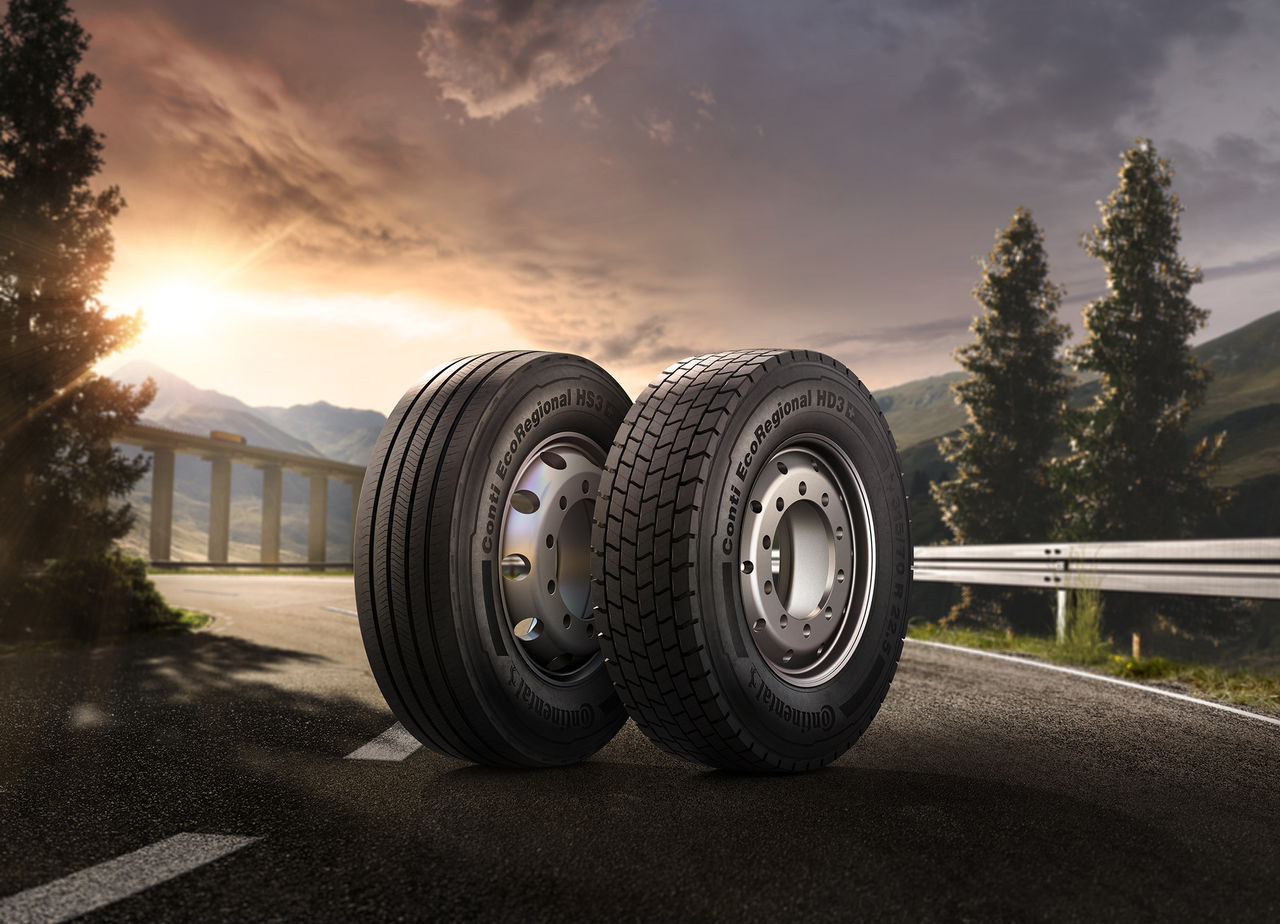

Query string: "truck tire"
[[356, 351, 630, 766], [592, 350, 912, 772]]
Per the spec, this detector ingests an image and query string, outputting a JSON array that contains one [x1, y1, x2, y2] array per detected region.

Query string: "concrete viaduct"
[[118, 423, 366, 568]]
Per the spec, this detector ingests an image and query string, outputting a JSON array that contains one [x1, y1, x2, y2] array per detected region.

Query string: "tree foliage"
[[1058, 139, 1230, 638], [1058, 140, 1225, 541], [0, 0, 153, 586], [931, 208, 1070, 629]]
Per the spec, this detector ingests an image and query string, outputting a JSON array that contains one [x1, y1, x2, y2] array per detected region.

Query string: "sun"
[[135, 276, 220, 342]]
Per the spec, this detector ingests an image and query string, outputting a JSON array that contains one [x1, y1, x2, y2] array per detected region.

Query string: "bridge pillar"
[[260, 465, 283, 565], [308, 474, 328, 568], [348, 478, 362, 561], [149, 447, 175, 561], [208, 455, 232, 562]]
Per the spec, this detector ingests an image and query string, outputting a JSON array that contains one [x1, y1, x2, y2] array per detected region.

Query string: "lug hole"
[[741, 561, 754, 574], [559, 496, 567, 510], [763, 535, 772, 550], [835, 526, 844, 540], [581, 479, 590, 494], [821, 492, 829, 507], [545, 534, 554, 548], [764, 581, 773, 595], [776, 497, 784, 511], [798, 482, 807, 496], [562, 613, 572, 629], [753, 618, 766, 633], [541, 450, 567, 470], [547, 579, 556, 594], [782, 649, 794, 664], [777, 460, 788, 474], [501, 554, 531, 581], [511, 490, 540, 514], [750, 500, 762, 514], [802, 624, 812, 638], [836, 570, 845, 584], [780, 613, 789, 629]]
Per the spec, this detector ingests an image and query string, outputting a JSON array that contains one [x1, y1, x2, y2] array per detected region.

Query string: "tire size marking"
[[482, 387, 612, 553], [507, 666, 596, 728], [732, 388, 863, 483], [747, 666, 835, 732]]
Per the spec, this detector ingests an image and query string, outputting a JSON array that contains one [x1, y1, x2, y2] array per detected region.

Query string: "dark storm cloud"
[[897, 0, 1249, 173], [410, 0, 652, 118]]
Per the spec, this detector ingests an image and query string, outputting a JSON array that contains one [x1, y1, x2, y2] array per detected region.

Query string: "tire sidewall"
[[699, 360, 911, 759], [452, 356, 628, 758]]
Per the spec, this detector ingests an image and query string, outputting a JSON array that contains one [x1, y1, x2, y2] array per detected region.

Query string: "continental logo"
[[748, 666, 835, 732], [508, 667, 595, 728]]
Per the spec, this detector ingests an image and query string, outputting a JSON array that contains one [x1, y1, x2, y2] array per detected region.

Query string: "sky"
[[79, 0, 1280, 410]]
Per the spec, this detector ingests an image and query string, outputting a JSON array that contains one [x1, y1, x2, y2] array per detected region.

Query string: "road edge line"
[[905, 638, 1280, 729]]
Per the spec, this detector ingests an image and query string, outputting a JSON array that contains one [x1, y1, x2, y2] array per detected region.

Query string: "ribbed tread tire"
[[591, 349, 912, 773], [356, 351, 629, 767]]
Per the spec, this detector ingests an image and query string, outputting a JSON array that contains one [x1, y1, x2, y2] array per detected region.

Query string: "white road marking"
[[907, 638, 1280, 729], [183, 588, 239, 597], [345, 722, 422, 761], [321, 606, 358, 617], [0, 833, 259, 923]]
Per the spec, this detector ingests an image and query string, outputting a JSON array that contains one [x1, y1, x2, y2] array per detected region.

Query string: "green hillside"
[[879, 309, 1280, 543]]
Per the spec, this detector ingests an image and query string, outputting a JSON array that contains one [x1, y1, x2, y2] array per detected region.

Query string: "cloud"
[[89, 15, 448, 277], [410, 0, 651, 118], [637, 112, 674, 145]]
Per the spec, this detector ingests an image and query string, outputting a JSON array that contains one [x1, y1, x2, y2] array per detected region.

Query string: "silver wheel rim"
[[498, 433, 604, 681], [738, 440, 876, 687]]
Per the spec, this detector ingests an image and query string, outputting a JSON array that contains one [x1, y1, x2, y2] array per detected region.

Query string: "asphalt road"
[[1, 574, 1278, 922]]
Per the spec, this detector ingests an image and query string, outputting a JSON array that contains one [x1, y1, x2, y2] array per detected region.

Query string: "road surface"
[[1, 574, 1277, 921]]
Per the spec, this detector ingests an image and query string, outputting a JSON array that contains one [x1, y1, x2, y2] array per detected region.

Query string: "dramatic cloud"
[[411, 0, 651, 118], [80, 0, 1280, 408]]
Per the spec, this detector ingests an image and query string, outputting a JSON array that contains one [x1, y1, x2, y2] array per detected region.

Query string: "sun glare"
[[136, 277, 220, 342]]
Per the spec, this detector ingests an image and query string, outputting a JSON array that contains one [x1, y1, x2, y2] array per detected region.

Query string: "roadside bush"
[[0, 550, 176, 642]]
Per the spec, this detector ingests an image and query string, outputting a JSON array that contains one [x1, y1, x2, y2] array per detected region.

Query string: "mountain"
[[255, 402, 386, 465]]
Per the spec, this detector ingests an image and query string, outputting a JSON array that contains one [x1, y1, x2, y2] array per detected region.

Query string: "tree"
[[1058, 139, 1228, 637], [0, 0, 153, 591], [932, 208, 1071, 630]]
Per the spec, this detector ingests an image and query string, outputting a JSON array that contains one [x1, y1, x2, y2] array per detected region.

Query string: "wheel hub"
[[738, 443, 876, 686], [499, 435, 604, 678]]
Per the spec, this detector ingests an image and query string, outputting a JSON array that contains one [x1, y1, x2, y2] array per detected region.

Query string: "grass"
[[907, 621, 1280, 716], [0, 606, 213, 656]]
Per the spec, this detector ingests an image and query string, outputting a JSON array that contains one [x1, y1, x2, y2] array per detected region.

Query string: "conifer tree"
[[932, 208, 1070, 629], [0, 0, 153, 588], [1061, 140, 1224, 540], [1059, 139, 1227, 637]]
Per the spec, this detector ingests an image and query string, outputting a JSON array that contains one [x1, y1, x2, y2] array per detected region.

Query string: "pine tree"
[[0, 0, 153, 588], [1060, 139, 1227, 637], [932, 208, 1070, 629]]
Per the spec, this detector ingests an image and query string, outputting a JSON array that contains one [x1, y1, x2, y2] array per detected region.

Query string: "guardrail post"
[[1056, 588, 1067, 642], [308, 475, 328, 569], [260, 465, 283, 565], [149, 447, 175, 561], [207, 455, 232, 562]]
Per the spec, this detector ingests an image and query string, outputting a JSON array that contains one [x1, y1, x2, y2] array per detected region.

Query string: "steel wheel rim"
[[738, 439, 876, 686], [498, 433, 605, 681]]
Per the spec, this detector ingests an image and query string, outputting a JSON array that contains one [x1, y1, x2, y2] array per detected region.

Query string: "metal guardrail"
[[914, 539, 1280, 641], [913, 538, 1280, 600]]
